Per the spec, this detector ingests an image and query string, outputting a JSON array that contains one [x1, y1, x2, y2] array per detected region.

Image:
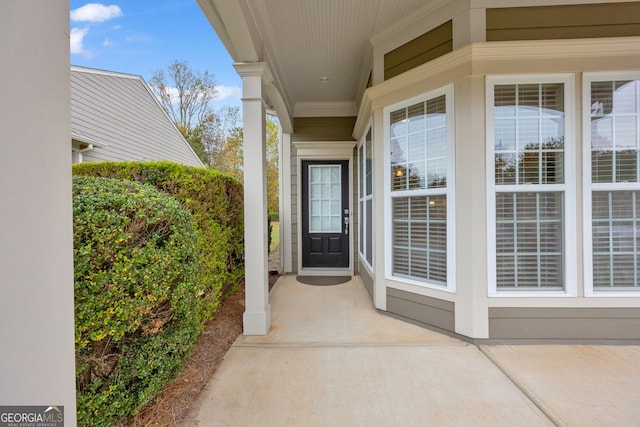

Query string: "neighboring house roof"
[[70, 65, 204, 167]]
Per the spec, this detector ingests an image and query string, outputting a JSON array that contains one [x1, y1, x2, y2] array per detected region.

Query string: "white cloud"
[[70, 3, 122, 23], [102, 38, 114, 47], [166, 87, 180, 105], [70, 27, 90, 55], [215, 85, 242, 101]]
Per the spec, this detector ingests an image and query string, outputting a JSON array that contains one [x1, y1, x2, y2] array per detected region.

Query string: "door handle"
[[344, 216, 349, 235]]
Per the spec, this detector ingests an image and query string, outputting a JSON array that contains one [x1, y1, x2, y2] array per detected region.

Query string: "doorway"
[[301, 160, 350, 269]]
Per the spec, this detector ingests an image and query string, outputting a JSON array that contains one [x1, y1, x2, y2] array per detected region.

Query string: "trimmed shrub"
[[73, 176, 204, 426], [73, 161, 244, 316]]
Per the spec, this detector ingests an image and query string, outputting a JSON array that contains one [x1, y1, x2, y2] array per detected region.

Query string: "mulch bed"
[[124, 273, 279, 426]]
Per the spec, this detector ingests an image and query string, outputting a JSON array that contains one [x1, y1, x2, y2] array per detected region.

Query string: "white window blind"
[[588, 78, 640, 291], [392, 195, 447, 284], [496, 192, 564, 289]]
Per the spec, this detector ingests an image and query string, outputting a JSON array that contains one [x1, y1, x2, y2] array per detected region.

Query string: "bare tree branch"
[[150, 60, 217, 130]]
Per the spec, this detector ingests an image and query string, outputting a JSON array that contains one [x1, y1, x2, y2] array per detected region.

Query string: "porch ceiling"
[[198, 0, 440, 120]]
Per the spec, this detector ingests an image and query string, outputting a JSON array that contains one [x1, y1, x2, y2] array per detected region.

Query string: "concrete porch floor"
[[185, 275, 640, 426]]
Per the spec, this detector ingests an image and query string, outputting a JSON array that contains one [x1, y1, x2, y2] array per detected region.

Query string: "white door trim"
[[294, 141, 356, 276]]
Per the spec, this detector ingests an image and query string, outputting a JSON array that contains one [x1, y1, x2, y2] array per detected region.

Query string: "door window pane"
[[309, 165, 342, 233]]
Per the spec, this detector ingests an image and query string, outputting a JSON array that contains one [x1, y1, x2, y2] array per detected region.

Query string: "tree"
[[206, 106, 243, 180], [150, 61, 245, 173], [266, 116, 280, 215], [177, 123, 208, 164], [150, 60, 217, 130], [149, 61, 279, 213]]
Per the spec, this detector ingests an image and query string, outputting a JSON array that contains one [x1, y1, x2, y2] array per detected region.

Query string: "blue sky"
[[69, 1, 242, 108]]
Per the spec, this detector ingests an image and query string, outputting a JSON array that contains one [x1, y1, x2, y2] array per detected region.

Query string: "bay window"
[[584, 73, 640, 293], [359, 127, 373, 269], [385, 86, 455, 290], [487, 75, 575, 294]]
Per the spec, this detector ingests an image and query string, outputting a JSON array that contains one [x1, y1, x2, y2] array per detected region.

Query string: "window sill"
[[387, 275, 455, 295], [489, 290, 576, 298], [585, 291, 640, 298]]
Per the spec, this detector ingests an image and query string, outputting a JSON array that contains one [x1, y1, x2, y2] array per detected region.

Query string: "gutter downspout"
[[77, 143, 94, 163]]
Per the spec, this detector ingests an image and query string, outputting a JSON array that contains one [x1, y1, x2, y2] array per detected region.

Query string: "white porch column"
[[235, 62, 271, 335], [0, 1, 77, 422]]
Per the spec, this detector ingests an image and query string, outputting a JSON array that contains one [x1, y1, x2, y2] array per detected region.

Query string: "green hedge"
[[73, 161, 245, 312], [72, 162, 244, 426], [73, 176, 204, 426]]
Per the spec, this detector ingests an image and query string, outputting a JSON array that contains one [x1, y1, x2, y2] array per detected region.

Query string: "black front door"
[[301, 160, 350, 268]]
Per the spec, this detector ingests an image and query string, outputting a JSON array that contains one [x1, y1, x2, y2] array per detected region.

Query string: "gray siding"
[[359, 261, 373, 299], [487, 2, 640, 42], [290, 146, 298, 273], [387, 288, 455, 333], [489, 307, 640, 340], [292, 117, 356, 142], [71, 67, 203, 167], [384, 20, 452, 81]]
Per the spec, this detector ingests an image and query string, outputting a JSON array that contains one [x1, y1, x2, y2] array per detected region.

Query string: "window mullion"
[[634, 191, 639, 288], [608, 191, 614, 287], [611, 82, 618, 183], [515, 84, 521, 185], [513, 192, 519, 288], [538, 84, 543, 185], [536, 192, 541, 288], [426, 195, 431, 280]]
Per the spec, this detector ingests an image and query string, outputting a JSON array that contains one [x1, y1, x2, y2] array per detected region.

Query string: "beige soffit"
[[198, 0, 446, 120]]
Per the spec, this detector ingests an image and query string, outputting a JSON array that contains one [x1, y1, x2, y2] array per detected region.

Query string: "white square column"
[[0, 1, 77, 422], [235, 62, 272, 335]]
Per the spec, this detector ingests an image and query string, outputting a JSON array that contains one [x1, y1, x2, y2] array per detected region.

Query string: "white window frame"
[[383, 84, 456, 292], [583, 71, 640, 296], [486, 74, 577, 297], [358, 124, 374, 272]]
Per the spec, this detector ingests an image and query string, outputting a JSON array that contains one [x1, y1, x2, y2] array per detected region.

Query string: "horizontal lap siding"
[[359, 261, 373, 298], [387, 288, 455, 333], [71, 70, 203, 166], [487, 2, 640, 41], [291, 147, 298, 273], [489, 308, 640, 340], [292, 117, 357, 142], [384, 20, 453, 81]]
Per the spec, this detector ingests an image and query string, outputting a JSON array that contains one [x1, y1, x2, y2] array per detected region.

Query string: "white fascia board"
[[197, 0, 261, 62]]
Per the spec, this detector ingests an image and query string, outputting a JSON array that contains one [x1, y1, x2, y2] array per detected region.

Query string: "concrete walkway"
[[185, 275, 640, 427]]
